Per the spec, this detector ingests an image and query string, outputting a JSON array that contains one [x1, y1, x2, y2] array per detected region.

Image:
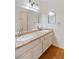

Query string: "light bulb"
[[48, 12, 55, 16]]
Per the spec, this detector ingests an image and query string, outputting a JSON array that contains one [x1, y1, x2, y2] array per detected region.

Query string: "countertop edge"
[[15, 31, 52, 49]]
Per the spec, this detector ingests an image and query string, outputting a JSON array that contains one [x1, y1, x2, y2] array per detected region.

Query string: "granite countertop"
[[15, 30, 52, 49]]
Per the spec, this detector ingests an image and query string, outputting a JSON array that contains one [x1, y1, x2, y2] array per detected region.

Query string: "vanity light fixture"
[[28, 0, 39, 10], [22, 0, 39, 12]]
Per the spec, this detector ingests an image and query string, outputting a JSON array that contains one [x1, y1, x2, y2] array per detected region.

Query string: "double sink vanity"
[[16, 30, 55, 59]]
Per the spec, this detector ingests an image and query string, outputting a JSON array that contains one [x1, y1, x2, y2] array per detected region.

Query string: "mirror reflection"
[[48, 11, 56, 24], [15, 1, 40, 36]]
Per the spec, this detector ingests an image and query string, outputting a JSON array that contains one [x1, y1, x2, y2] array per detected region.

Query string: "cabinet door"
[[43, 33, 53, 52], [43, 35, 49, 52], [16, 49, 32, 59], [43, 39, 49, 52], [32, 42, 42, 59], [48, 33, 54, 45]]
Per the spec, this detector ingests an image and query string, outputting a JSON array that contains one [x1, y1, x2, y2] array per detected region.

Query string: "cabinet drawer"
[[16, 38, 41, 58]]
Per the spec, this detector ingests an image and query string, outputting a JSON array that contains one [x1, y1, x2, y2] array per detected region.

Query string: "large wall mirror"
[[15, 6, 40, 35], [48, 11, 56, 24]]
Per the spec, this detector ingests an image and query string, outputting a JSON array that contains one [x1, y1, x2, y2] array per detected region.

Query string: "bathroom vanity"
[[16, 30, 54, 59]]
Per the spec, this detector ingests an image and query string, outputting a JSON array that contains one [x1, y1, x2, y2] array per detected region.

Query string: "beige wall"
[[39, 0, 64, 48]]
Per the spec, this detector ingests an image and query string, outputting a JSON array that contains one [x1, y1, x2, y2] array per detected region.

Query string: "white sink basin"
[[17, 35, 33, 41]]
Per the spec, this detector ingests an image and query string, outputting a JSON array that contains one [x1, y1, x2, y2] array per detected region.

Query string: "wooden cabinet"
[[16, 32, 54, 59]]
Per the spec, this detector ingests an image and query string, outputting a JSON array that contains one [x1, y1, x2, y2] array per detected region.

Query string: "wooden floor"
[[39, 45, 64, 59]]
